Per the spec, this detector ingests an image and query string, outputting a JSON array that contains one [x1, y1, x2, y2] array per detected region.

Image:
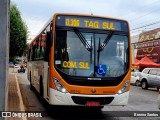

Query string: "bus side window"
[[28, 49, 31, 61], [29, 46, 33, 61], [38, 33, 46, 60], [35, 37, 42, 60], [31, 45, 36, 61], [41, 33, 46, 59]]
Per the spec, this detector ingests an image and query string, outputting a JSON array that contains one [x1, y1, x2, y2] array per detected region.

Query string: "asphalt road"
[[16, 72, 160, 120]]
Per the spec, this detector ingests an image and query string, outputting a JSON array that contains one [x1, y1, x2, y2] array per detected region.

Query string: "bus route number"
[[66, 18, 80, 27]]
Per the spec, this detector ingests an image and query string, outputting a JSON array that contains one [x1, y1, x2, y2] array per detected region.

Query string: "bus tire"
[[40, 76, 44, 98], [30, 72, 34, 90]]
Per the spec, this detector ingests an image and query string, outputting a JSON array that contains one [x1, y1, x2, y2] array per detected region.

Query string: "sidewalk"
[[9, 67, 18, 73], [8, 75, 21, 111], [7, 73, 26, 120]]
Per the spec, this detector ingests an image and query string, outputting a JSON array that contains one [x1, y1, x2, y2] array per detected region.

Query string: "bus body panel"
[[43, 62, 49, 99], [28, 61, 49, 99], [49, 88, 129, 106]]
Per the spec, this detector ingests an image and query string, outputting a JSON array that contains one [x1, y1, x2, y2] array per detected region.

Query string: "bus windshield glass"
[[55, 29, 129, 77]]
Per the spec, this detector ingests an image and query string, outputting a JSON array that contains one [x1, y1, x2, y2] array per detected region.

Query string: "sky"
[[11, 0, 160, 42]]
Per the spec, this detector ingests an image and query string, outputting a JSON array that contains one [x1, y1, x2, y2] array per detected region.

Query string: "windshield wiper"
[[74, 28, 93, 63], [97, 31, 113, 65], [97, 38, 101, 64], [97, 31, 114, 52], [74, 28, 92, 51]]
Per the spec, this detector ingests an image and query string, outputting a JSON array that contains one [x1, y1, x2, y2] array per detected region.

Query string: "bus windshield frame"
[[55, 29, 129, 77], [54, 15, 130, 87]]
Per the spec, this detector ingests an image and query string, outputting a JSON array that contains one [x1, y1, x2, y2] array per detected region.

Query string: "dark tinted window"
[[35, 34, 46, 60], [29, 23, 51, 61]]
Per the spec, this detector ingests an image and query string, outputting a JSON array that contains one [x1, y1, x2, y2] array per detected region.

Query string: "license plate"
[[86, 101, 100, 106]]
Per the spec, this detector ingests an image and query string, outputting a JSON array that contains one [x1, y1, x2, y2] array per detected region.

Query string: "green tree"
[[10, 4, 28, 63]]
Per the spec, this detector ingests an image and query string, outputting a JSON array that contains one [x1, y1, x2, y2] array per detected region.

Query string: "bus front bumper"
[[49, 88, 129, 106]]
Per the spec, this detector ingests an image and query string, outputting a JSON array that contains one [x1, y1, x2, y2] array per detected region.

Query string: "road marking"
[[15, 75, 27, 120]]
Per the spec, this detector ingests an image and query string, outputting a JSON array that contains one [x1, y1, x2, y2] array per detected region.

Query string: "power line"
[[129, 7, 160, 22], [121, 0, 160, 18], [131, 16, 160, 27], [131, 20, 160, 31]]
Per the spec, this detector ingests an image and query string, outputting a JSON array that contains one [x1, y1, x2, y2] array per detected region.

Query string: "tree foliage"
[[10, 4, 28, 60]]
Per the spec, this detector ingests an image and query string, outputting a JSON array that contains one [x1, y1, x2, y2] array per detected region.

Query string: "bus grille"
[[71, 96, 114, 105]]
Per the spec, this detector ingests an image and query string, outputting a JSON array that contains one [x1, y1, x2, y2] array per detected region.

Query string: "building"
[[136, 28, 160, 63]]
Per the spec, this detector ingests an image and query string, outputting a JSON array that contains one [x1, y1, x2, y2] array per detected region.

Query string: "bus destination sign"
[[56, 15, 128, 31]]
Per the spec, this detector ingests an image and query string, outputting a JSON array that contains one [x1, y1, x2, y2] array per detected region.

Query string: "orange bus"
[[28, 13, 131, 108]]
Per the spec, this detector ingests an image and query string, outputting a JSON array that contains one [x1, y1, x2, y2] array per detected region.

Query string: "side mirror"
[[44, 31, 52, 61], [47, 31, 53, 47]]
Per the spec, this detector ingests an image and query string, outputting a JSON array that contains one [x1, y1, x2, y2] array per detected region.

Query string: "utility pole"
[[0, 0, 10, 119]]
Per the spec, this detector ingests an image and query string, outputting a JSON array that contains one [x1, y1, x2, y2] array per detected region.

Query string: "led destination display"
[[56, 15, 128, 31]]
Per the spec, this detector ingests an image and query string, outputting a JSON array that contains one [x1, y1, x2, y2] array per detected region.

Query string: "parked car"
[[139, 68, 160, 90], [9, 61, 14, 67], [14, 64, 20, 68], [131, 72, 141, 86]]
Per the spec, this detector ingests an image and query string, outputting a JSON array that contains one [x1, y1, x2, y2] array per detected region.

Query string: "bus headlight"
[[117, 80, 130, 95], [53, 77, 68, 93]]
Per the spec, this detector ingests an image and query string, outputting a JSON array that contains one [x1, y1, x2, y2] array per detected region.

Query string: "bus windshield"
[[55, 29, 129, 77]]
